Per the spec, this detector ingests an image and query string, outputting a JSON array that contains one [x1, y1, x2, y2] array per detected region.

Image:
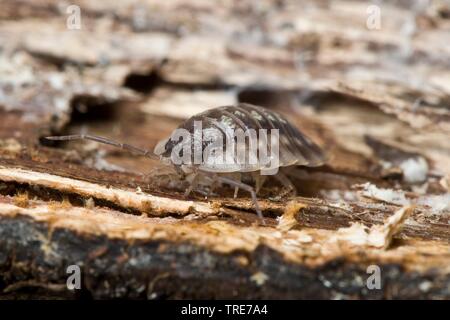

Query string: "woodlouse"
[[46, 103, 327, 222]]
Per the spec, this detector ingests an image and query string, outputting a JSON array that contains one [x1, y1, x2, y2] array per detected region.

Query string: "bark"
[[0, 0, 449, 299]]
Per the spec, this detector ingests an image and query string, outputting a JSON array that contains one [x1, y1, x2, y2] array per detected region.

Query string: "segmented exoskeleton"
[[46, 103, 326, 222]]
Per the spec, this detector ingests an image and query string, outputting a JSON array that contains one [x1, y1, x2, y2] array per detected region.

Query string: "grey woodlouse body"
[[154, 103, 326, 174], [46, 103, 327, 222]]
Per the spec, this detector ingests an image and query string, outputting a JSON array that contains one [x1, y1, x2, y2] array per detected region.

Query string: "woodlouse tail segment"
[[45, 134, 158, 160]]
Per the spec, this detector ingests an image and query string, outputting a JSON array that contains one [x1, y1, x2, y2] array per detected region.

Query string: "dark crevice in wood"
[[123, 71, 163, 94]]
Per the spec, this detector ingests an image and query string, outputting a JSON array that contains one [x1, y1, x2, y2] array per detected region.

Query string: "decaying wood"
[[0, 0, 449, 299]]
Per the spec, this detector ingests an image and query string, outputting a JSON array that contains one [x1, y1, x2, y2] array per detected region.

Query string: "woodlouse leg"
[[229, 173, 241, 198], [206, 175, 219, 197], [251, 173, 267, 195], [185, 173, 219, 198], [217, 176, 264, 223], [274, 171, 297, 196], [184, 172, 200, 197], [233, 186, 239, 199]]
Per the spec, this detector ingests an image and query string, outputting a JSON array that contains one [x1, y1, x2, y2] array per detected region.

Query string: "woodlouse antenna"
[[45, 134, 158, 160]]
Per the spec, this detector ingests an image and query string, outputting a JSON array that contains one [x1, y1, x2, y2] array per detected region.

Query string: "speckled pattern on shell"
[[157, 103, 326, 172]]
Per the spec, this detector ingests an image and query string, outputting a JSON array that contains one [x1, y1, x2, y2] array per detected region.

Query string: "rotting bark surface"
[[0, 0, 449, 299]]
